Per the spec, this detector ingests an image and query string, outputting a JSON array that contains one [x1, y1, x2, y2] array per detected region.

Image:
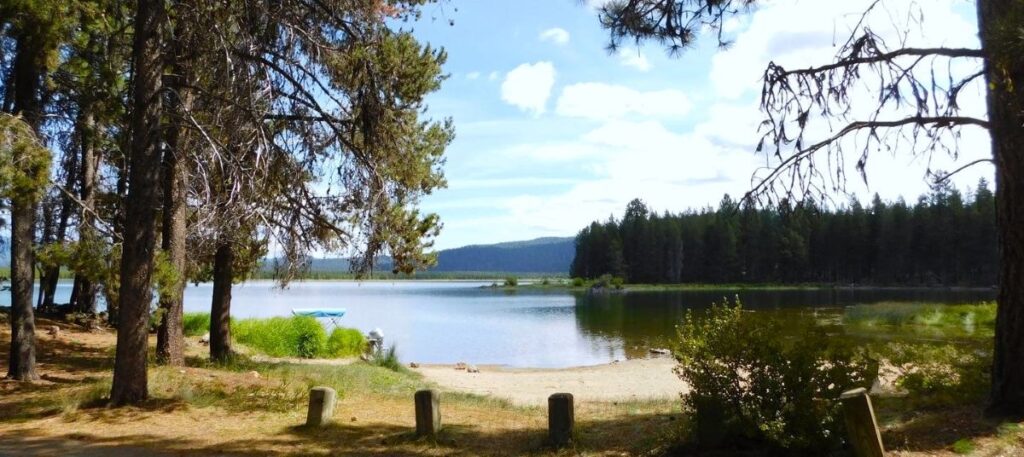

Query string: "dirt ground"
[[2, 316, 1024, 456]]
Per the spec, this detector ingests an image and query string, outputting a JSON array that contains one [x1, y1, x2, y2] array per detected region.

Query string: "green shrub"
[[594, 274, 624, 289], [610, 276, 624, 289], [183, 313, 211, 337], [572, 277, 585, 287], [233, 316, 355, 359], [504, 276, 518, 287], [881, 342, 990, 409], [294, 321, 326, 359], [327, 328, 366, 357], [675, 300, 876, 453]]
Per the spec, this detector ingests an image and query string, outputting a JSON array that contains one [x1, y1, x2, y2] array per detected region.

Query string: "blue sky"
[[405, 0, 992, 250]]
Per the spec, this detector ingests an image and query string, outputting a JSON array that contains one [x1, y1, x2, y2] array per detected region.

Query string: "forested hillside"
[[282, 237, 575, 275], [432, 237, 574, 273], [571, 179, 997, 286]]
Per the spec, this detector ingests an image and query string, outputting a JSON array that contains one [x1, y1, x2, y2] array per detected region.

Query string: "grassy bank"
[[845, 302, 996, 328], [183, 313, 366, 359]]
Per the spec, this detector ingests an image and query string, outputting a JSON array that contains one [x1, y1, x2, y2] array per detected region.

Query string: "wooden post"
[[306, 386, 337, 427], [415, 389, 441, 436], [839, 387, 885, 457], [548, 393, 574, 448]]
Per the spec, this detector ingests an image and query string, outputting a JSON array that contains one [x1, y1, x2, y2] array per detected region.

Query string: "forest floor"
[[0, 317, 1022, 456]]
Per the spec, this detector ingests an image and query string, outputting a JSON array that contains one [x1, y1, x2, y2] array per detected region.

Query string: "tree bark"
[[76, 110, 99, 315], [37, 201, 55, 308], [8, 200, 38, 381], [155, 70, 192, 366], [210, 242, 234, 363], [40, 154, 78, 309], [978, 0, 1024, 416], [68, 276, 81, 311], [6, 27, 46, 382], [110, 0, 166, 406]]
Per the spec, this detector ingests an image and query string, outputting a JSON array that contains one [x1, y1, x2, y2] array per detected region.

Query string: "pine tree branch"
[[750, 115, 990, 199], [773, 47, 984, 77]]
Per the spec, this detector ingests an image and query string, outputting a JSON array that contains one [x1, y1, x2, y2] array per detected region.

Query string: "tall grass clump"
[[370, 344, 403, 372], [232, 316, 363, 359], [183, 312, 212, 337], [327, 327, 366, 357]]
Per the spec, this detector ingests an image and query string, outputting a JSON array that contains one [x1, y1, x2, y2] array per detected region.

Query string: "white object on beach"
[[367, 328, 385, 353]]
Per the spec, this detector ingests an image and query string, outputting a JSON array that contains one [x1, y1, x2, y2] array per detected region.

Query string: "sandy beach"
[[413, 356, 684, 406]]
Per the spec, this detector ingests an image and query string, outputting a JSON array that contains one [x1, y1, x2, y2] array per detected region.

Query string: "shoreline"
[[412, 356, 684, 406]]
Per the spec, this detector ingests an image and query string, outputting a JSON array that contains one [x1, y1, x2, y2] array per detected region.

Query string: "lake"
[[2, 280, 995, 368]]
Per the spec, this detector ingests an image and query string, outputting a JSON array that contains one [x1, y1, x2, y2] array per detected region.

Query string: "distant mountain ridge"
[[296, 236, 575, 274], [431, 236, 574, 273]]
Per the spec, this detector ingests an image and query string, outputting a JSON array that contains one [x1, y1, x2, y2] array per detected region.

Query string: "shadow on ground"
[[0, 411, 681, 457]]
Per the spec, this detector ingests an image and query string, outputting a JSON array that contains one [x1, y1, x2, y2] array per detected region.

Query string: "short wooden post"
[[839, 387, 885, 457], [415, 389, 441, 436], [306, 386, 337, 427], [548, 393, 574, 448]]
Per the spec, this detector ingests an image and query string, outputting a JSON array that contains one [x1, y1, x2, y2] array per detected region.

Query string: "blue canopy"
[[292, 308, 347, 318]]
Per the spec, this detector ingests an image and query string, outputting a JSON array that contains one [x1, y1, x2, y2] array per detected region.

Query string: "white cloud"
[[694, 0, 991, 200], [539, 27, 570, 45], [709, 0, 980, 100], [617, 48, 651, 71], [426, 0, 994, 249], [555, 82, 692, 121], [501, 62, 557, 116], [466, 71, 480, 80], [486, 119, 758, 236]]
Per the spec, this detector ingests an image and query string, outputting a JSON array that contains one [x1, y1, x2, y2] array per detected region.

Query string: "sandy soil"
[[414, 357, 685, 406]]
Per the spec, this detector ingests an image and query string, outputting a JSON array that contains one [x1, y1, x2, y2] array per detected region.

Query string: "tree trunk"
[[68, 276, 81, 311], [76, 110, 99, 315], [7, 200, 39, 381], [40, 154, 78, 309], [155, 76, 191, 366], [6, 27, 46, 382], [978, 0, 1024, 416], [37, 203, 54, 308], [210, 242, 234, 363], [110, 0, 166, 406]]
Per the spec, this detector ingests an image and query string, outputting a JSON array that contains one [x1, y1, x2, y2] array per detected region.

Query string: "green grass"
[[181, 314, 366, 359], [326, 327, 366, 358], [844, 302, 996, 336], [369, 344, 405, 373], [53, 355, 427, 418], [952, 438, 976, 454], [233, 315, 366, 358], [183, 312, 211, 337]]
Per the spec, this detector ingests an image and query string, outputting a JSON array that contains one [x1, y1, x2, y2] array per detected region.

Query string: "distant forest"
[[570, 179, 997, 286]]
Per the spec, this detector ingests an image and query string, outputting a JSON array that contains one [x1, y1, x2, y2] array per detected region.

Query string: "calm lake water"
[[2, 281, 996, 368]]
